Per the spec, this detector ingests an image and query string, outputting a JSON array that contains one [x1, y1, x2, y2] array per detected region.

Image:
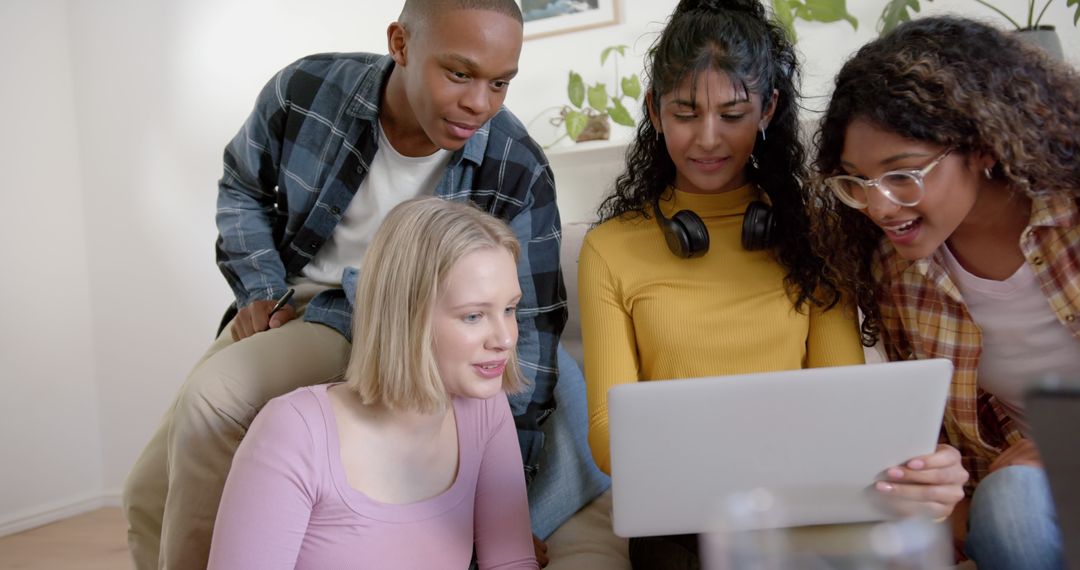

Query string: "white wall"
[[65, 0, 407, 493], [0, 0, 103, 534], [512, 1, 1080, 147], [3, 0, 1078, 533]]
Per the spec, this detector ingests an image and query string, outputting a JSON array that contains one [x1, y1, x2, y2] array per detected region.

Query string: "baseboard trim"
[[0, 492, 117, 538], [101, 487, 123, 507]]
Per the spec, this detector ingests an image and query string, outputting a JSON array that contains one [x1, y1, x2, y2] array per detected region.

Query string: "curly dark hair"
[[597, 0, 830, 310], [809, 16, 1080, 346]]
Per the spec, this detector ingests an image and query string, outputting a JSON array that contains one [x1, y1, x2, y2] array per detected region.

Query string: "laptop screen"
[[608, 359, 952, 537]]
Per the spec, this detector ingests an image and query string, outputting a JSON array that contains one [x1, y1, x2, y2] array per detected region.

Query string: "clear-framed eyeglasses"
[[823, 148, 953, 209]]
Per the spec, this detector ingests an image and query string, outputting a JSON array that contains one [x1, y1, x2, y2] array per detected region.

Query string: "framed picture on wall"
[[519, 0, 620, 40]]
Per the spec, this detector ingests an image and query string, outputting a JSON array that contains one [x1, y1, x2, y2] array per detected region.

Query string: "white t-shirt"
[[299, 126, 451, 285], [943, 244, 1080, 433]]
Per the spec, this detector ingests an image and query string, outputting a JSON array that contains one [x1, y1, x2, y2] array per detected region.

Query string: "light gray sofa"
[[532, 221, 631, 569]]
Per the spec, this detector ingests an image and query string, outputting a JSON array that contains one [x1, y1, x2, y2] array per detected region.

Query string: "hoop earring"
[[983, 166, 993, 179], [750, 154, 760, 169], [760, 127, 767, 141]]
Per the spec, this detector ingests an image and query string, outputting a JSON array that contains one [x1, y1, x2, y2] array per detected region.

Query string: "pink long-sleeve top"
[[208, 384, 538, 570]]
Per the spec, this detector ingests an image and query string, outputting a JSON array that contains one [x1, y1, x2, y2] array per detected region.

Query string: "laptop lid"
[[1025, 377, 1080, 569], [608, 359, 952, 537]]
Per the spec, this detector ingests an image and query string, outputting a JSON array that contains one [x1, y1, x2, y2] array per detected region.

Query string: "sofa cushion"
[[560, 221, 592, 368]]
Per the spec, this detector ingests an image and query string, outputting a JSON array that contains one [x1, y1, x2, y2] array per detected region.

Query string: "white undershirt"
[[300, 126, 451, 285], [942, 244, 1080, 434]]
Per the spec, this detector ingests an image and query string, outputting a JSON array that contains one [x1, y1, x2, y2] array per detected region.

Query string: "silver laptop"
[[608, 359, 952, 537]]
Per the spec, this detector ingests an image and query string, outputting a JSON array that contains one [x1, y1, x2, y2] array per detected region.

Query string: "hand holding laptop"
[[875, 443, 968, 519], [609, 359, 964, 536]]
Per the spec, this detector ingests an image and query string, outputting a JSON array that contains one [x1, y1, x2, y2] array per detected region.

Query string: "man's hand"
[[989, 438, 1041, 473], [230, 299, 297, 341], [875, 443, 969, 519]]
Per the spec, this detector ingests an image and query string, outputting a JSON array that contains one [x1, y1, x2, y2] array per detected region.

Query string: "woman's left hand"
[[875, 444, 969, 518]]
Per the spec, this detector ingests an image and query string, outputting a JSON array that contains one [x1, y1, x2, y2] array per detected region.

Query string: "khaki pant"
[[122, 285, 350, 570]]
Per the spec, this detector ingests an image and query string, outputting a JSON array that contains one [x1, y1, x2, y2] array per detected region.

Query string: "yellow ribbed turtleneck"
[[578, 185, 864, 474]]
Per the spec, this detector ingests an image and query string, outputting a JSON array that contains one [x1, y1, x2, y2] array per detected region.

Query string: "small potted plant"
[[879, 0, 1080, 59], [548, 44, 642, 145]]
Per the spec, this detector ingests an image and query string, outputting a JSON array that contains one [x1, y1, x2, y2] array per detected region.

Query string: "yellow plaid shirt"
[[872, 192, 1080, 492]]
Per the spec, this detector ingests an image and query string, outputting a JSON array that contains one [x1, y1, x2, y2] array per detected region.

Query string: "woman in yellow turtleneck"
[[578, 0, 866, 484], [580, 3, 967, 568], [580, 183, 865, 474]]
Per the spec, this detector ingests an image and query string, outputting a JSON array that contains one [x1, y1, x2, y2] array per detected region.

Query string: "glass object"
[[702, 489, 953, 570]]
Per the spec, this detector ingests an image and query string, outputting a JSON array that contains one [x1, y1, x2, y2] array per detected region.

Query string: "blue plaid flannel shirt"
[[215, 52, 567, 480]]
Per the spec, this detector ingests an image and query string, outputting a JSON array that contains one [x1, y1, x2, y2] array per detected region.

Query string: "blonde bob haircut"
[[345, 197, 527, 413]]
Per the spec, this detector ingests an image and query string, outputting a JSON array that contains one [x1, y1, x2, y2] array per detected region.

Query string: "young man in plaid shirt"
[[122, 1, 570, 567]]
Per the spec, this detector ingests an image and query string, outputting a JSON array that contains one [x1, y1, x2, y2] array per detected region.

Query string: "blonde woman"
[[208, 197, 538, 569]]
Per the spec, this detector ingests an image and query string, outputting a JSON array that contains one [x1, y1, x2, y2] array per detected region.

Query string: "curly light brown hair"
[[809, 16, 1080, 346]]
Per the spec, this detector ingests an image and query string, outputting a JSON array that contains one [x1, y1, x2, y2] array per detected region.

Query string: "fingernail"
[[888, 468, 904, 479], [876, 481, 894, 492], [908, 459, 925, 470]]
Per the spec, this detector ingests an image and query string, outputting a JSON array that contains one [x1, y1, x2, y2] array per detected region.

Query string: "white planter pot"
[[1016, 26, 1064, 60]]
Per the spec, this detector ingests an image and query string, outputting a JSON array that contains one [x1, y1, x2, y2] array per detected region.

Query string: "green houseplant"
[[771, 0, 1079, 41], [880, 0, 1080, 33], [550, 45, 642, 144], [770, 0, 859, 42], [879, 0, 1079, 59]]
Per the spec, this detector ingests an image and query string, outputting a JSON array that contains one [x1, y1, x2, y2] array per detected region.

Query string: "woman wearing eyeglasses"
[[810, 16, 1078, 569]]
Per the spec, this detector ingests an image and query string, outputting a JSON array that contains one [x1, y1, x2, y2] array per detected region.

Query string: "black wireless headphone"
[[741, 200, 774, 251], [652, 195, 775, 258]]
